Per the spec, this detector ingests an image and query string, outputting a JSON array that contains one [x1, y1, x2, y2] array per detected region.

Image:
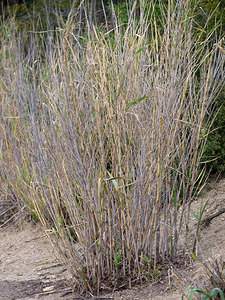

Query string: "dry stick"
[[25, 224, 79, 243], [33, 287, 72, 297], [200, 208, 225, 226], [155, 116, 163, 265]]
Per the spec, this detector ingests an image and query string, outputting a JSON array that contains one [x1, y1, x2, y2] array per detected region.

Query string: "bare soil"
[[0, 178, 224, 300]]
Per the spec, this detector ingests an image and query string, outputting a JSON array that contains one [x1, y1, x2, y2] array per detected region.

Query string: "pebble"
[[4, 259, 14, 265], [43, 285, 55, 292]]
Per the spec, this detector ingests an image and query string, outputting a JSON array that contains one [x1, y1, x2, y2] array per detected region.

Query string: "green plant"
[[181, 254, 225, 300], [192, 199, 209, 254], [202, 90, 225, 176], [182, 286, 225, 300], [113, 244, 123, 280]]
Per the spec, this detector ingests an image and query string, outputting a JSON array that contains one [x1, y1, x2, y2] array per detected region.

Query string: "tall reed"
[[0, 0, 224, 294]]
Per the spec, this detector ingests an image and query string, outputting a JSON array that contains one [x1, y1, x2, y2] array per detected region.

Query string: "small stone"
[[5, 259, 14, 264], [42, 279, 50, 283], [43, 286, 55, 292], [47, 274, 56, 280]]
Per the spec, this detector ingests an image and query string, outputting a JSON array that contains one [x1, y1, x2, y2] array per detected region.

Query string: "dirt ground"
[[0, 178, 224, 300]]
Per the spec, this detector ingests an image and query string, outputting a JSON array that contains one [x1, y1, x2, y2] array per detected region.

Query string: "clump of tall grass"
[[0, 0, 224, 295]]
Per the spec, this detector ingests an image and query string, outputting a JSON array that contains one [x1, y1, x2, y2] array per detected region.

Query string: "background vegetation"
[[1, 0, 224, 175]]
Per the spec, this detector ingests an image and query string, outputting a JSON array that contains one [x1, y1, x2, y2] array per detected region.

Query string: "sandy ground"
[[0, 178, 224, 300]]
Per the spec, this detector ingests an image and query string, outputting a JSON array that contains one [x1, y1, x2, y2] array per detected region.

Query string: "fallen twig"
[[33, 287, 72, 297], [200, 208, 225, 226]]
